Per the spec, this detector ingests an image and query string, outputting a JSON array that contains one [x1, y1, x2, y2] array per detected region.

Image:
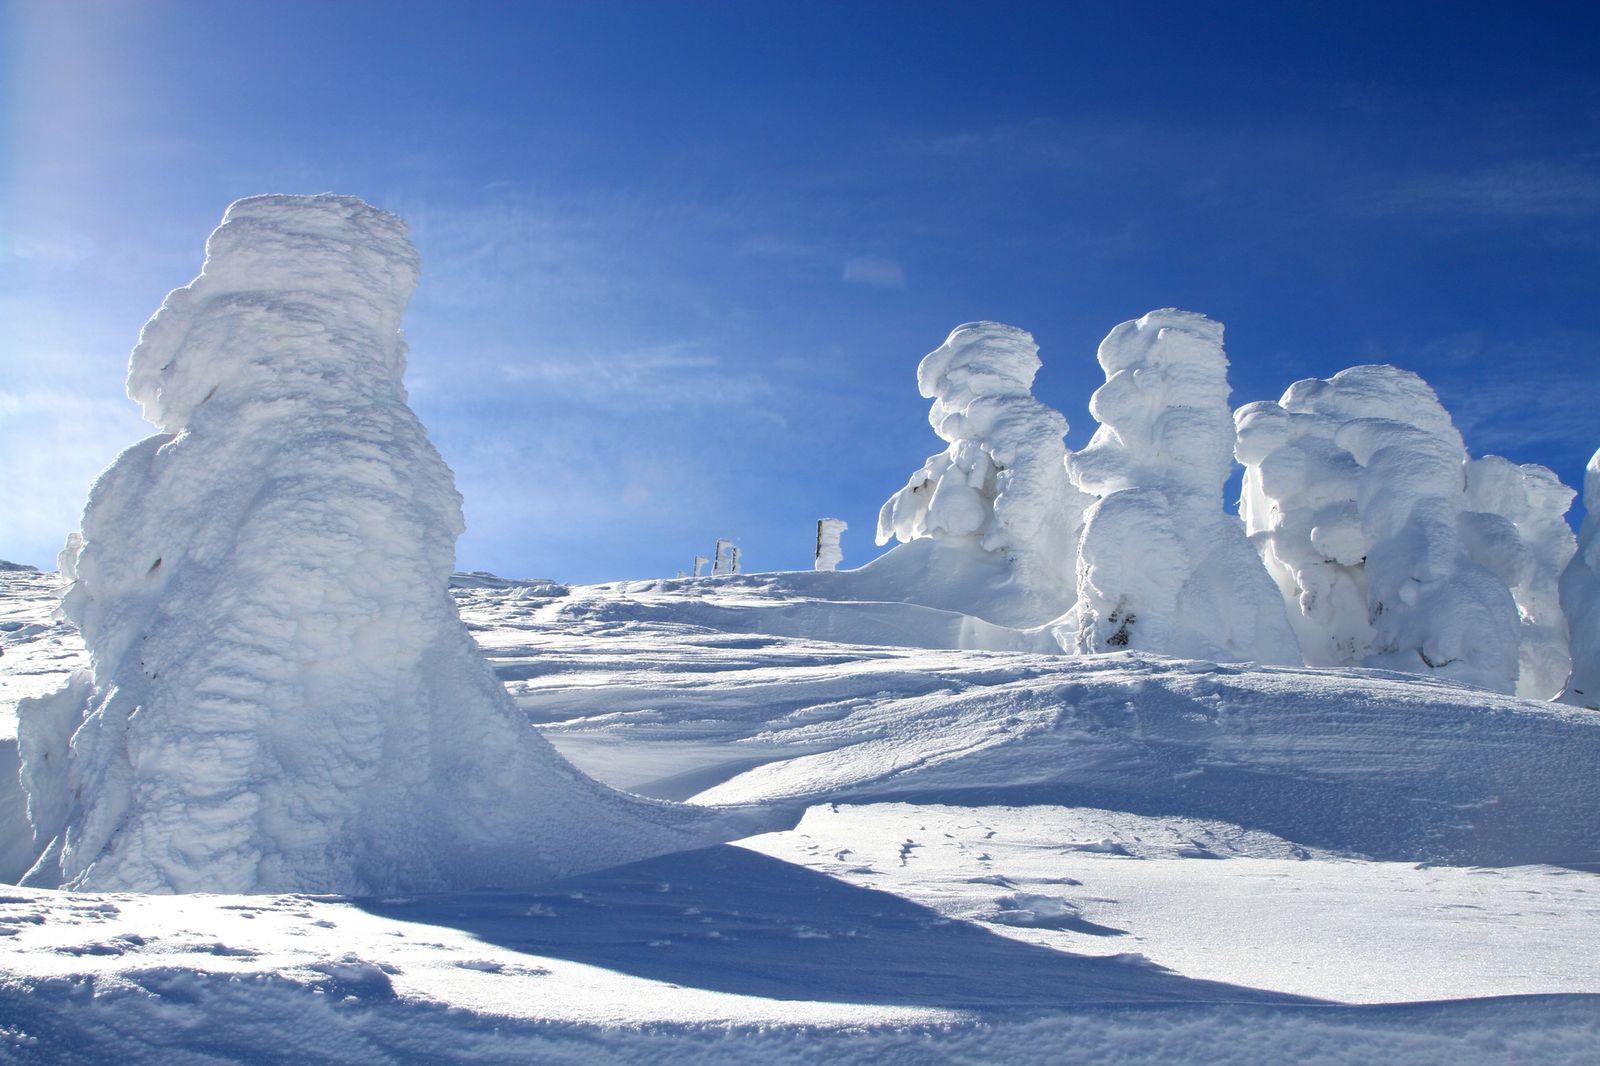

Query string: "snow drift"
[[876, 322, 1086, 628], [1057, 310, 1299, 665], [1560, 448, 1600, 708], [16, 194, 726, 894], [1236, 366, 1523, 693]]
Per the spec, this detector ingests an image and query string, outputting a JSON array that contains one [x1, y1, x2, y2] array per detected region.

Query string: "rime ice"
[[1559, 448, 1600, 708], [876, 322, 1086, 627], [16, 195, 717, 894], [1057, 310, 1299, 664], [1237, 365, 1522, 693]]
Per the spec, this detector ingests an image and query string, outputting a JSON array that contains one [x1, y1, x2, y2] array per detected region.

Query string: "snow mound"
[[1237, 365, 1522, 692], [16, 194, 730, 894], [1057, 310, 1299, 665], [876, 322, 1086, 627], [1560, 448, 1600, 708]]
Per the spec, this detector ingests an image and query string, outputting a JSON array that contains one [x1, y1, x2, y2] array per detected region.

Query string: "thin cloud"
[[1347, 161, 1600, 220], [842, 256, 906, 288]]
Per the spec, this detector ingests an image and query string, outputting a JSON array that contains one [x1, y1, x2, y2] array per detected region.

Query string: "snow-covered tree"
[[17, 195, 716, 894], [1559, 448, 1600, 709], [1235, 365, 1522, 693], [1462, 456, 1576, 700], [1055, 310, 1300, 664], [876, 321, 1087, 626]]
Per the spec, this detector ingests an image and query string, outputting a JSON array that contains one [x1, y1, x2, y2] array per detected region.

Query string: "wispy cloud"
[[1346, 160, 1600, 220], [842, 255, 906, 288]]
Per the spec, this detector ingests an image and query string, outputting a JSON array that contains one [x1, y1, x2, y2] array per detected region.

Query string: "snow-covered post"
[[876, 321, 1087, 624], [815, 518, 847, 571], [713, 539, 733, 575], [1235, 365, 1522, 692], [16, 195, 714, 893], [1055, 310, 1300, 664], [692, 555, 708, 578], [730, 545, 742, 575], [1559, 448, 1600, 709]]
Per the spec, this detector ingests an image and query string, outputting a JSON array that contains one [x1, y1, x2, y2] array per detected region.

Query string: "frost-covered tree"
[[1559, 448, 1600, 709], [1235, 365, 1521, 693], [1055, 310, 1300, 665], [17, 195, 718, 894], [1462, 456, 1576, 700], [876, 321, 1087, 626]]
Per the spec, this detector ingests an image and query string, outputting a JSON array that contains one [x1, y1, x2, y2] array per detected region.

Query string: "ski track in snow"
[[2, 566, 1599, 1062]]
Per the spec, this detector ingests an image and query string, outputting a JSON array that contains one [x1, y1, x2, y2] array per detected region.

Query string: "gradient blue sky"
[[3, 0, 1597, 582]]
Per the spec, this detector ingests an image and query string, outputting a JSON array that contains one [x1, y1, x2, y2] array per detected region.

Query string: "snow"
[[1237, 365, 1524, 692], [4, 565, 1600, 1061], [875, 322, 1087, 627], [2, 201, 1597, 1061], [1058, 310, 1300, 665], [13, 195, 732, 896], [814, 517, 847, 571], [1560, 448, 1600, 708], [1463, 455, 1577, 699]]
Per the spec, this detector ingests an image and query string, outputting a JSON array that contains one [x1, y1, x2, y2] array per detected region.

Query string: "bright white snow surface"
[[4, 567, 1600, 1062]]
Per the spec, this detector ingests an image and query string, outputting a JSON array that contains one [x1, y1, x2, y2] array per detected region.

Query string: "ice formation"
[[1235, 365, 1521, 693], [1462, 456, 1576, 700], [876, 322, 1087, 627], [814, 518, 847, 572], [16, 195, 721, 894], [1559, 448, 1600, 709], [1056, 310, 1299, 665]]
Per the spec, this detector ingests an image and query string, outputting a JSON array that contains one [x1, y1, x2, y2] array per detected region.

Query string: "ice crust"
[[1236, 366, 1524, 693], [1559, 449, 1600, 708], [1056, 310, 1300, 665], [16, 195, 721, 894], [876, 322, 1087, 628]]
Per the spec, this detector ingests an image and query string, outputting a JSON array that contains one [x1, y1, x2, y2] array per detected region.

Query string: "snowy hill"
[[3, 565, 1599, 1062]]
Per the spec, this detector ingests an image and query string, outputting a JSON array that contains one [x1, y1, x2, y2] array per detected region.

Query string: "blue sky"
[[3, 0, 1597, 582]]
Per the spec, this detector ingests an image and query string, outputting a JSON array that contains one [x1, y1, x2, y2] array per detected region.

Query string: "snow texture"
[[876, 322, 1087, 627], [1237, 365, 1522, 692], [1058, 310, 1299, 665], [814, 518, 847, 572], [1560, 448, 1600, 708], [1463, 455, 1577, 699], [15, 194, 727, 894]]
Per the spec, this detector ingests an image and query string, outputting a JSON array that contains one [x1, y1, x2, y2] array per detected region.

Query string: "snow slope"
[[3, 570, 1599, 1062]]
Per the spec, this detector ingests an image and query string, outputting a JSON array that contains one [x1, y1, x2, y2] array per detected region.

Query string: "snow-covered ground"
[[3, 564, 1599, 1062]]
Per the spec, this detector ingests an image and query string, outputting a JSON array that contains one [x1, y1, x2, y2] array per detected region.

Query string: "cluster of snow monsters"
[[878, 314, 1596, 701], [17, 196, 725, 895]]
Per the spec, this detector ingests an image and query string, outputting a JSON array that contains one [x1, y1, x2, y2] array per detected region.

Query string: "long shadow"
[[358, 845, 1314, 1011]]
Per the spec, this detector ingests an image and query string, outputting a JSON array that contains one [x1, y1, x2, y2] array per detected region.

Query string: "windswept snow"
[[14, 195, 730, 896], [876, 322, 1086, 627], [1059, 310, 1300, 665]]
